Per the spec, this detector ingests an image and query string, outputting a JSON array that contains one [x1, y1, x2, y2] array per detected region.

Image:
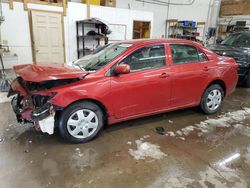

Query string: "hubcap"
[[67, 109, 98, 139], [206, 89, 222, 111]]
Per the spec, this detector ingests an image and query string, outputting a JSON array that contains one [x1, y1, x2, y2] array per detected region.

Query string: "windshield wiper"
[[75, 64, 85, 71], [85, 67, 97, 71]]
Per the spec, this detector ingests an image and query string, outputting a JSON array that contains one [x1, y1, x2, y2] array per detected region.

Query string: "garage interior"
[[0, 0, 250, 187]]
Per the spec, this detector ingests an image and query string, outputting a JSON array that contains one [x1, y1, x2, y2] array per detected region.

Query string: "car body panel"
[[14, 63, 87, 82], [207, 32, 250, 84]]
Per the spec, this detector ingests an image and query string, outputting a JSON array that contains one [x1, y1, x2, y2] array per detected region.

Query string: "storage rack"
[[76, 19, 109, 58], [166, 19, 205, 42]]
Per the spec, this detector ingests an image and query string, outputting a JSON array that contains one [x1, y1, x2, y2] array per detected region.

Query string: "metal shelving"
[[76, 19, 109, 58]]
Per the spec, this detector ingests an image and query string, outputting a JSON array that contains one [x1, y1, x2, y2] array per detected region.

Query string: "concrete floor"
[[0, 88, 250, 188]]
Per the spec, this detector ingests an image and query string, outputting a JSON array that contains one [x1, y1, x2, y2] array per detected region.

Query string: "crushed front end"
[[8, 77, 63, 135]]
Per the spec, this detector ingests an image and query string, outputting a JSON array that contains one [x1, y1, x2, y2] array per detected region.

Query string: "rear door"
[[110, 44, 172, 118], [168, 43, 212, 107]]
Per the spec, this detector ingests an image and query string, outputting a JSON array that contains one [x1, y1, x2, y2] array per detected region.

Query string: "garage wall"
[[220, 0, 250, 16], [219, 15, 250, 36], [2, 2, 153, 66], [1, 2, 64, 68], [2, 2, 32, 67], [116, 0, 219, 40], [66, 3, 153, 62]]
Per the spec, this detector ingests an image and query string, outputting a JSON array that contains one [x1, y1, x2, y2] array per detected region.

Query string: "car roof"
[[230, 31, 250, 35], [116, 38, 199, 46]]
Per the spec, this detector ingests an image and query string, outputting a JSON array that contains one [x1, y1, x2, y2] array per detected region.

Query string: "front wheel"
[[200, 84, 224, 115], [58, 101, 104, 143]]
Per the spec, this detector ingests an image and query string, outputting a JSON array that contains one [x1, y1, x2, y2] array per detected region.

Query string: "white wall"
[[2, 2, 32, 67], [66, 3, 153, 62], [116, 0, 168, 38], [1, 2, 64, 68], [116, 0, 220, 40], [2, 2, 153, 66]]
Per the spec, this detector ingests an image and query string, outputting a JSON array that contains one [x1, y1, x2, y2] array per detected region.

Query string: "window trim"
[[169, 43, 209, 66]]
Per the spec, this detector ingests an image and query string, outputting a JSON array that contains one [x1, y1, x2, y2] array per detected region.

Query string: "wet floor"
[[0, 88, 250, 188]]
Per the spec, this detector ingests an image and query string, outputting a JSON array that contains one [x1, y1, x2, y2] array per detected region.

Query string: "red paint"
[[14, 63, 87, 82], [12, 39, 238, 125]]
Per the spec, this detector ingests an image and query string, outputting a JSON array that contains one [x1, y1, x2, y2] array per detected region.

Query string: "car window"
[[74, 43, 131, 71], [221, 33, 250, 47], [233, 34, 250, 47], [122, 45, 166, 71], [170, 44, 207, 64]]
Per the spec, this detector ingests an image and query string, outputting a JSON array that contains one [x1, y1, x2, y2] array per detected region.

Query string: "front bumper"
[[8, 78, 63, 135], [11, 95, 57, 135], [237, 67, 250, 84]]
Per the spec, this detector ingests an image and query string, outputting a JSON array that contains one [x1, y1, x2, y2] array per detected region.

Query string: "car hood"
[[208, 44, 250, 56], [13, 63, 88, 82]]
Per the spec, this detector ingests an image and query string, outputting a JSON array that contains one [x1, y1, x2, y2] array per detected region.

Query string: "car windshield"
[[74, 43, 132, 71], [221, 33, 250, 47]]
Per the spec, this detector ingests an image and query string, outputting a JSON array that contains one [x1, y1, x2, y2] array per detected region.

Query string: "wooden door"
[[31, 11, 64, 64]]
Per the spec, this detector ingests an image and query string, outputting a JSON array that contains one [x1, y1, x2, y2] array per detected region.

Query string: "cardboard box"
[[100, 0, 116, 7], [82, 0, 100, 6]]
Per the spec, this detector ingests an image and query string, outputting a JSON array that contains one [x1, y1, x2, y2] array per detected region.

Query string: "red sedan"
[[8, 39, 238, 143]]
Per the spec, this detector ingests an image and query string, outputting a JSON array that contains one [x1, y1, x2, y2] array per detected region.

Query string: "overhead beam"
[[86, 0, 90, 18], [23, 0, 28, 11], [9, 0, 14, 9], [63, 0, 66, 16]]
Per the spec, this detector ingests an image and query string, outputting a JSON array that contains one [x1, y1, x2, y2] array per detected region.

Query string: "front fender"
[[48, 78, 113, 116], [49, 89, 90, 107]]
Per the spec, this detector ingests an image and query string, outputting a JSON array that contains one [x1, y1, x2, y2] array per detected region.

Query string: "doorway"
[[133, 21, 151, 39], [30, 10, 65, 64]]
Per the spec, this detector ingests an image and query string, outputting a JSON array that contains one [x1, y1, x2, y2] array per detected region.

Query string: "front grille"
[[32, 95, 51, 108]]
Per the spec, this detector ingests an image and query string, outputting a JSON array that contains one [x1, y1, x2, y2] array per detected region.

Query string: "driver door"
[[109, 44, 172, 119]]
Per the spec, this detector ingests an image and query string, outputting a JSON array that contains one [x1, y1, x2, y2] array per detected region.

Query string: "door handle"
[[159, 73, 170, 78], [203, 66, 210, 71]]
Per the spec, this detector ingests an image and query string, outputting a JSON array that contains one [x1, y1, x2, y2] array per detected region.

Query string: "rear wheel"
[[200, 84, 224, 114], [58, 101, 104, 143]]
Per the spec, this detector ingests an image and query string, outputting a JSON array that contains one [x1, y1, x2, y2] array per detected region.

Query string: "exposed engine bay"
[[8, 76, 81, 134]]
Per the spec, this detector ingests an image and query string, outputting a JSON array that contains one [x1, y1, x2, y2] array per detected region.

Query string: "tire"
[[245, 72, 250, 88], [58, 101, 104, 143], [200, 84, 224, 115]]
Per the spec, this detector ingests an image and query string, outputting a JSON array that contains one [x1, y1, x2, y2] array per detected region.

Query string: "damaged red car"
[[8, 39, 238, 143]]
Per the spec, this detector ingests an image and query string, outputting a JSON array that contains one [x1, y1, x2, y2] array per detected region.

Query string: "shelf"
[[77, 35, 105, 39], [76, 19, 109, 58], [170, 35, 197, 38], [169, 26, 198, 29]]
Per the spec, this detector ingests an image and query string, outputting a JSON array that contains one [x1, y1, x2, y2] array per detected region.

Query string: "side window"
[[170, 44, 207, 65], [122, 45, 166, 71]]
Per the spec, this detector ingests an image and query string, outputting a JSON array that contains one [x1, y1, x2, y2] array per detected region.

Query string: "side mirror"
[[114, 64, 130, 75]]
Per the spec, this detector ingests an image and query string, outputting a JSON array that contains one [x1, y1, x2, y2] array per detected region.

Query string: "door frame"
[[132, 20, 151, 39], [28, 9, 66, 64]]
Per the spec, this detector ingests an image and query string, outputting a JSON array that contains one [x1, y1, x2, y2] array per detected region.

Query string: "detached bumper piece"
[[38, 115, 55, 135]]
